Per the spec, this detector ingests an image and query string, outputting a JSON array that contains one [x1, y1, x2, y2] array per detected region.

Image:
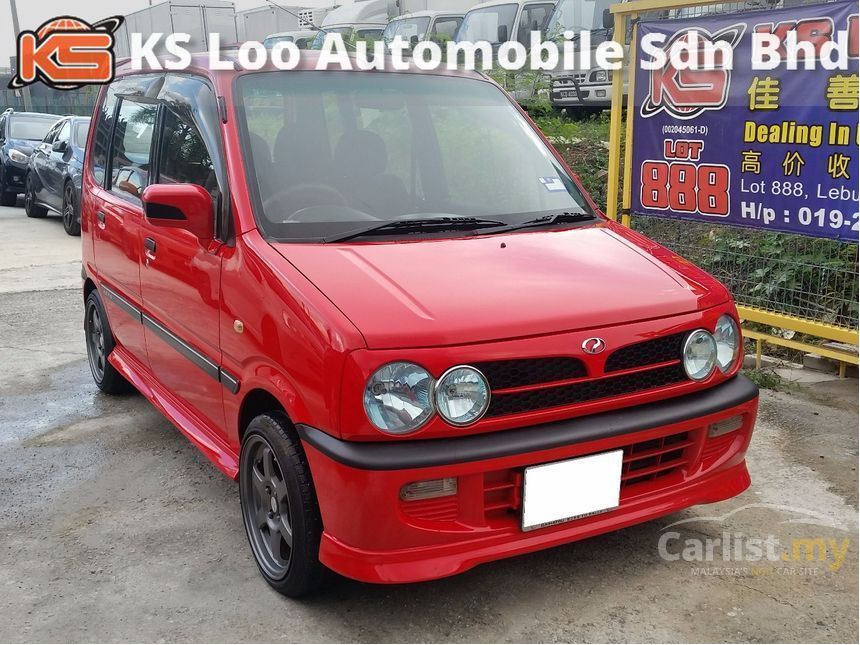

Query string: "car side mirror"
[[409, 35, 419, 48], [602, 8, 613, 30], [497, 24, 508, 42], [52, 140, 68, 153], [141, 184, 214, 243]]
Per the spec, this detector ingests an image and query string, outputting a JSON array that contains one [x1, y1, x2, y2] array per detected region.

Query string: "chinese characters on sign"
[[631, 0, 859, 242]]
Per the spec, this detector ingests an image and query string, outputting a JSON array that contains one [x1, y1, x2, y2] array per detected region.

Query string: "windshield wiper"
[[324, 217, 506, 243], [476, 211, 595, 236]]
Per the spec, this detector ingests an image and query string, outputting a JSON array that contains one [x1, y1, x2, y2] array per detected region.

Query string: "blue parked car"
[[25, 115, 91, 235], [0, 109, 62, 208]]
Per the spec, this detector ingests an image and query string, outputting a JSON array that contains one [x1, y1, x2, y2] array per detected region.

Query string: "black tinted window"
[[157, 108, 217, 196], [109, 99, 157, 200]]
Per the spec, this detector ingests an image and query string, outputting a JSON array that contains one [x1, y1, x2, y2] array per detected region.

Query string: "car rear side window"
[[109, 99, 157, 201]]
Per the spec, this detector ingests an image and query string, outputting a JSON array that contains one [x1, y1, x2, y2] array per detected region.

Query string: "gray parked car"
[[0, 109, 62, 207], [25, 115, 91, 236]]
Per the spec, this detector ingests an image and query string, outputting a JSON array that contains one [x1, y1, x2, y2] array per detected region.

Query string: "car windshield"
[[311, 27, 353, 49], [9, 115, 58, 140], [546, 0, 612, 38], [264, 35, 294, 47], [456, 4, 517, 43], [383, 17, 431, 45], [73, 120, 90, 149], [237, 71, 593, 242]]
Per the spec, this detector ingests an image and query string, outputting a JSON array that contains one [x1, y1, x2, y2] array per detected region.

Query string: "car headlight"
[[714, 315, 741, 373], [682, 329, 717, 381], [364, 362, 434, 434], [590, 69, 608, 83], [8, 149, 29, 164], [434, 366, 490, 427]]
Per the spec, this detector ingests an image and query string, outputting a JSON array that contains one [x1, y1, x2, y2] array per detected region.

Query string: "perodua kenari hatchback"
[[82, 53, 758, 597]]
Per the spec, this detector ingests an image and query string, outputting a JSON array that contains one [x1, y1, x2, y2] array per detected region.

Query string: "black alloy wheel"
[[63, 182, 80, 235], [239, 413, 327, 597]]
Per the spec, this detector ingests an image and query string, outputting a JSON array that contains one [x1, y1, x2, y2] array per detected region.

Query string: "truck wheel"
[[24, 174, 47, 217], [85, 290, 133, 395], [240, 412, 328, 597], [62, 182, 81, 235]]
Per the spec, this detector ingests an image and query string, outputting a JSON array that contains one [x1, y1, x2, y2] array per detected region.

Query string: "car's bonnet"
[[273, 224, 730, 349]]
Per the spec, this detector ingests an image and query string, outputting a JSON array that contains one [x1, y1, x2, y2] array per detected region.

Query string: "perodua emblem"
[[582, 337, 606, 354]]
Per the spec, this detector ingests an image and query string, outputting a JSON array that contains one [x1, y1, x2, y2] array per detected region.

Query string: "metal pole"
[[8, 0, 33, 111]]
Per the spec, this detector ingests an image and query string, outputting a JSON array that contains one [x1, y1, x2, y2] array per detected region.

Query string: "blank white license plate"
[[522, 450, 623, 531]]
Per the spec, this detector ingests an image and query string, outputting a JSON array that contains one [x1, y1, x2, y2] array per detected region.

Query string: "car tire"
[[84, 290, 134, 395], [24, 174, 47, 217], [239, 412, 329, 598], [62, 181, 81, 236]]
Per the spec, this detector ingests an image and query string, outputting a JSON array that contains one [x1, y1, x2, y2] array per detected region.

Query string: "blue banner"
[[631, 0, 858, 242]]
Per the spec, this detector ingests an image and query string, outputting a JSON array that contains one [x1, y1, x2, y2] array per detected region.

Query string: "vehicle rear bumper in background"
[[300, 376, 759, 584]]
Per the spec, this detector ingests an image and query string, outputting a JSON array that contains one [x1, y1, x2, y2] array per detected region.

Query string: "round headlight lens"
[[682, 329, 717, 381], [714, 314, 741, 373], [364, 362, 434, 434], [434, 366, 490, 427]]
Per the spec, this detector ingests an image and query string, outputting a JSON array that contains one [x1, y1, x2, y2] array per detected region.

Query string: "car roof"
[[467, 0, 546, 10], [115, 51, 487, 81], [389, 10, 465, 20], [7, 111, 62, 120], [265, 29, 318, 38]]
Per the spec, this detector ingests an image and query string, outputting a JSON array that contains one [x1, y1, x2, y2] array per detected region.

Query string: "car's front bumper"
[[2, 160, 27, 192], [300, 375, 759, 584], [551, 82, 613, 107]]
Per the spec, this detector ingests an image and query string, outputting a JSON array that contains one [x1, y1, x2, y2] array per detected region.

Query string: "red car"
[[81, 54, 758, 597]]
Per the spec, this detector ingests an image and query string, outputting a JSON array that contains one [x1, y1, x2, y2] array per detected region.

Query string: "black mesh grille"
[[604, 332, 687, 373], [474, 357, 586, 390], [486, 363, 687, 417]]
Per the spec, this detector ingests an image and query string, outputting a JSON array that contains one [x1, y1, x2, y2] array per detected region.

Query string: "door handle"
[[96, 211, 106, 229], [144, 237, 156, 265]]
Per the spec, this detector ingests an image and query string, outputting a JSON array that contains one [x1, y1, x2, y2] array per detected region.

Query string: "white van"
[[455, 0, 556, 49]]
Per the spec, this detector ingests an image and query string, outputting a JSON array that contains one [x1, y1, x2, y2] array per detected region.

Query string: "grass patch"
[[742, 367, 796, 392]]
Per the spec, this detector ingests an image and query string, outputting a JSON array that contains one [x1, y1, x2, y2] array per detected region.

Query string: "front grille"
[[477, 429, 696, 521], [622, 431, 693, 487], [486, 363, 687, 417], [605, 332, 687, 373], [474, 357, 586, 390]]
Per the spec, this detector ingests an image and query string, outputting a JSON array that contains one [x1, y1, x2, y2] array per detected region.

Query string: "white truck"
[[311, 0, 391, 48], [243, 5, 335, 43], [382, 9, 469, 48], [113, 0, 239, 58], [546, 0, 615, 113]]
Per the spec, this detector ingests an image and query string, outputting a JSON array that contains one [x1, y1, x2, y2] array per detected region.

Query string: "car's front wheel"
[[62, 182, 80, 235], [239, 412, 328, 597], [24, 174, 47, 218]]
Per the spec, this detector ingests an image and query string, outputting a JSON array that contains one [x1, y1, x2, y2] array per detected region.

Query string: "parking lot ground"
[[0, 203, 857, 643]]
